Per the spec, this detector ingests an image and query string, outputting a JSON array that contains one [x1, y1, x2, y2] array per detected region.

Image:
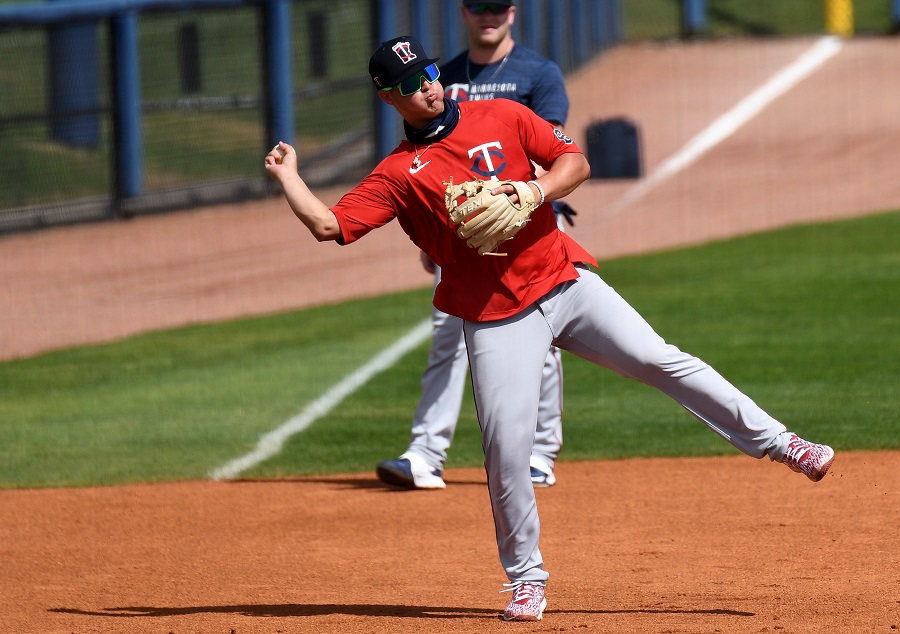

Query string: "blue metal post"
[[595, 0, 624, 49], [682, 0, 707, 38], [442, 0, 461, 56], [265, 0, 293, 148], [571, 0, 587, 65], [112, 10, 142, 199], [520, 0, 538, 49], [374, 0, 397, 159], [892, 0, 900, 32], [546, 0, 564, 70], [610, 0, 624, 42], [590, 0, 608, 51], [412, 0, 431, 53], [48, 16, 101, 147]]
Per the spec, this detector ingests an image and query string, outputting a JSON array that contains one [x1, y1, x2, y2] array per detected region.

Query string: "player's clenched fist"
[[264, 141, 297, 178]]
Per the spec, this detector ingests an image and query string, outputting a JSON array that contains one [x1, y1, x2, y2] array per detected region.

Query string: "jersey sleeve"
[[499, 100, 581, 171], [330, 172, 397, 245]]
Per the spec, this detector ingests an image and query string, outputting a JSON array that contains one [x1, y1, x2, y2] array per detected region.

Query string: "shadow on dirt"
[[227, 475, 489, 490], [51, 604, 755, 619]]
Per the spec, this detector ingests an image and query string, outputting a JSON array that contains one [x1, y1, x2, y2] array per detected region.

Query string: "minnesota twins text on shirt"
[[449, 82, 518, 101]]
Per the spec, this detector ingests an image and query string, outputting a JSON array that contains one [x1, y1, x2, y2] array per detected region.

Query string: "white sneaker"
[[529, 456, 557, 487], [375, 452, 446, 489]]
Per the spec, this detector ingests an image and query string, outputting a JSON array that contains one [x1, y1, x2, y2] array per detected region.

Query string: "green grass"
[[1, 211, 898, 489], [0, 289, 433, 488]]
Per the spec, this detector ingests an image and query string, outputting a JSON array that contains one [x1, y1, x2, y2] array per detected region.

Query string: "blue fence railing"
[[0, 0, 290, 201], [0, 0, 622, 233]]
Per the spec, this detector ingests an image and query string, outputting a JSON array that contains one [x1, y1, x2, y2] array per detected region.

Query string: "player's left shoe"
[[529, 456, 557, 487], [502, 582, 547, 621], [781, 433, 835, 482]]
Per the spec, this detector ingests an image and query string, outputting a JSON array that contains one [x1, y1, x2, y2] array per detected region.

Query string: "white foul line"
[[209, 317, 433, 481], [594, 35, 843, 223]]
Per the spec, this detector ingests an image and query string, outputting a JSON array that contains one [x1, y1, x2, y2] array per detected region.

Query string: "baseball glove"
[[444, 178, 537, 255]]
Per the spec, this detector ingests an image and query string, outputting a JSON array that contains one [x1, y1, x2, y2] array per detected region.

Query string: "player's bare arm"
[[493, 152, 590, 203], [264, 141, 342, 241]]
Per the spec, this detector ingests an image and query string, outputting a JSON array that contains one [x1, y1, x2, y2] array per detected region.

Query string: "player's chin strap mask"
[[444, 178, 537, 256], [404, 98, 460, 144]]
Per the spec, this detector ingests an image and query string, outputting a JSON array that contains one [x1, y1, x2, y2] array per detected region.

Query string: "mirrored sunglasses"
[[466, 3, 511, 16], [382, 63, 441, 97]]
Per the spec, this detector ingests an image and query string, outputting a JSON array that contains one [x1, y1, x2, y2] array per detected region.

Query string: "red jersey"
[[331, 99, 597, 322]]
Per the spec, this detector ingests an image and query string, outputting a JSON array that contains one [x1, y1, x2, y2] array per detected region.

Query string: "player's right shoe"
[[781, 433, 835, 482], [502, 582, 547, 621], [529, 456, 557, 487], [376, 453, 445, 489]]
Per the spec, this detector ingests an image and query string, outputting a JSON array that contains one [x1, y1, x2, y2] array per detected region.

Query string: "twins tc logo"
[[468, 142, 506, 178], [391, 41, 417, 64], [444, 83, 470, 101]]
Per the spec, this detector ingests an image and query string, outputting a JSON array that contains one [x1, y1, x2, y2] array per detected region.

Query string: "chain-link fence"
[[1, 0, 896, 233], [0, 0, 376, 232]]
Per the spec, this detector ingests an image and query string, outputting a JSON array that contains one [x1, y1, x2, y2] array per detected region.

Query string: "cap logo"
[[391, 41, 418, 65]]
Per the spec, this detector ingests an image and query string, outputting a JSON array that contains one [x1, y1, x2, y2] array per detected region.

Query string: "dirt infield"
[[3, 454, 899, 633], [2, 37, 899, 632]]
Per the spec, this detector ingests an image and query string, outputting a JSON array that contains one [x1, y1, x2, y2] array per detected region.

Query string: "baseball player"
[[265, 35, 835, 622], [376, 0, 571, 490]]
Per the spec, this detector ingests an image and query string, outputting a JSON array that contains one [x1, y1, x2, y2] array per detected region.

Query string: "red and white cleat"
[[502, 582, 547, 621], [782, 433, 835, 482]]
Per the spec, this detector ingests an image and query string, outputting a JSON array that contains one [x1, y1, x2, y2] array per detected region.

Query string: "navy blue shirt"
[[441, 44, 569, 126]]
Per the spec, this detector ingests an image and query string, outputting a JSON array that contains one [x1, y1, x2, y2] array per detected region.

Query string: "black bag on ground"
[[586, 118, 643, 179]]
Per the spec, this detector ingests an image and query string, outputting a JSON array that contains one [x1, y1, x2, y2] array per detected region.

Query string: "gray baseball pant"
[[405, 265, 563, 472], [464, 265, 794, 585]]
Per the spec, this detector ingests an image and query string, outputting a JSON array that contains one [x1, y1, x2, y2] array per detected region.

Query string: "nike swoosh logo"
[[409, 160, 431, 174]]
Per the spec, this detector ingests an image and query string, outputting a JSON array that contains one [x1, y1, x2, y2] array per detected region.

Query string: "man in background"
[[375, 0, 574, 491]]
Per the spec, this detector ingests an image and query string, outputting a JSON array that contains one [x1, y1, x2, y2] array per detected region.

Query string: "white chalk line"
[[209, 317, 433, 480], [209, 36, 843, 482], [590, 35, 843, 225]]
